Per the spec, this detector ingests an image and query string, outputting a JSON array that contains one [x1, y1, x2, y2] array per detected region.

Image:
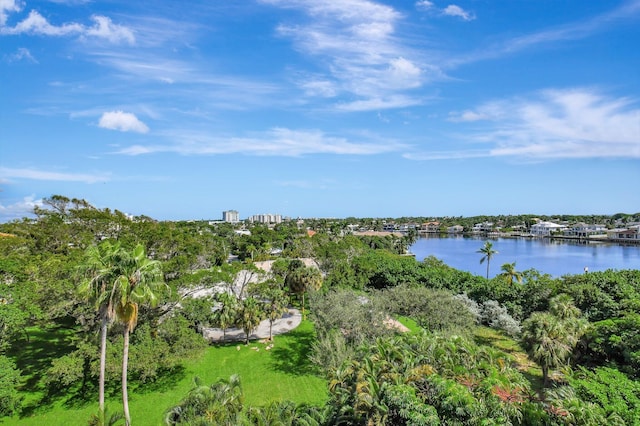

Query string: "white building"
[[472, 222, 494, 233], [421, 222, 441, 233], [564, 223, 607, 238], [607, 226, 640, 242], [248, 213, 282, 224], [222, 210, 239, 223], [447, 225, 464, 234], [530, 221, 566, 236]]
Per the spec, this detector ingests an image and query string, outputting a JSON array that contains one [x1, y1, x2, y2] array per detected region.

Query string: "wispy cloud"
[[442, 5, 475, 21], [415, 1, 434, 10], [336, 95, 424, 112], [98, 111, 149, 133], [0, 4, 134, 44], [83, 15, 135, 44], [411, 88, 640, 160], [115, 127, 407, 157], [0, 167, 110, 183], [262, 0, 433, 110], [451, 0, 640, 66], [415, 1, 475, 21], [3, 47, 37, 63], [0, 195, 42, 222]]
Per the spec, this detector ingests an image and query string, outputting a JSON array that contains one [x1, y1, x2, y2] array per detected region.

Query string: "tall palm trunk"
[[122, 324, 131, 426], [486, 261, 490, 279], [99, 313, 108, 413], [542, 365, 549, 388]]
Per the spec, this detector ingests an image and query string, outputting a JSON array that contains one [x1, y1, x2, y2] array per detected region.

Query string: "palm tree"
[[521, 295, 587, 388], [285, 261, 322, 319], [477, 241, 498, 279], [499, 262, 522, 284], [78, 241, 123, 415], [548, 294, 588, 349], [214, 291, 238, 341], [87, 406, 124, 426], [112, 244, 166, 425], [238, 296, 263, 344], [165, 375, 244, 425], [549, 293, 581, 321], [263, 288, 289, 341], [520, 312, 570, 387]]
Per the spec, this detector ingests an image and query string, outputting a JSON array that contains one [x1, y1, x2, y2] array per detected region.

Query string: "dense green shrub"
[[381, 285, 476, 333], [567, 367, 640, 425], [0, 356, 22, 417], [309, 289, 391, 344], [580, 313, 640, 377]]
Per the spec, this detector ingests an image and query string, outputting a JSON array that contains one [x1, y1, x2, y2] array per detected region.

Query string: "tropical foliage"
[[1, 195, 639, 425]]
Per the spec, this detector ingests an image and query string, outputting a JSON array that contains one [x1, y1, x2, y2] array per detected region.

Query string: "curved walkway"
[[202, 308, 302, 343]]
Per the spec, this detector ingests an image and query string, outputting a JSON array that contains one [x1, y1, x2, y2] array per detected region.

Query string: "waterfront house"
[[383, 223, 396, 232], [472, 222, 494, 233], [607, 226, 640, 243], [447, 225, 464, 234], [530, 221, 566, 236], [421, 221, 441, 233], [564, 222, 607, 238]]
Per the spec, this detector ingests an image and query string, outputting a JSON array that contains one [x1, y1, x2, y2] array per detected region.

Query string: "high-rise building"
[[222, 210, 239, 223], [248, 213, 282, 224]]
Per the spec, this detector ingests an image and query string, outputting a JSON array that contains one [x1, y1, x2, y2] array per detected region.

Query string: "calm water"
[[410, 236, 640, 278]]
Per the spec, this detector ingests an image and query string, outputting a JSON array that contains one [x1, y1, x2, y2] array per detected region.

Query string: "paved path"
[[202, 309, 302, 343]]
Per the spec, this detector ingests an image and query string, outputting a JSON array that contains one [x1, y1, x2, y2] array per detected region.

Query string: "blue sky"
[[1, 0, 639, 222]]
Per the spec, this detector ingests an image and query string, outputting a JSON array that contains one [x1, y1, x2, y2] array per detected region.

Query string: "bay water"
[[410, 236, 640, 278]]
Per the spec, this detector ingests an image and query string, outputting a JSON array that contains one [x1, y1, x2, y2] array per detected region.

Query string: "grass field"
[[4, 321, 327, 426]]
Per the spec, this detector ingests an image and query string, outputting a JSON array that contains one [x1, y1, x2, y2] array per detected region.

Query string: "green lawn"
[[4, 321, 327, 426]]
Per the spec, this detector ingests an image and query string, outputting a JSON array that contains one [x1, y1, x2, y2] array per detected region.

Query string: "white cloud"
[[442, 5, 475, 21], [262, 0, 430, 110], [416, 89, 640, 160], [1, 8, 134, 44], [84, 15, 135, 44], [301, 79, 338, 97], [403, 149, 489, 161], [336, 95, 423, 112], [448, 110, 486, 122], [0, 167, 110, 183], [115, 127, 407, 157], [98, 111, 149, 133], [415, 1, 434, 10], [415, 1, 475, 21], [448, 103, 506, 122], [450, 1, 640, 66], [6, 10, 83, 35], [0, 195, 42, 222], [388, 57, 422, 89], [0, 0, 21, 26], [4, 46, 36, 62]]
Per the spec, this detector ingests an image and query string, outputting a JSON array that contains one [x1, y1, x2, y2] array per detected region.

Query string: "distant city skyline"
[[1, 1, 639, 222]]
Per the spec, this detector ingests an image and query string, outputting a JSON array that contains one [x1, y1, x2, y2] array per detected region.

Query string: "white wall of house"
[[530, 221, 566, 236]]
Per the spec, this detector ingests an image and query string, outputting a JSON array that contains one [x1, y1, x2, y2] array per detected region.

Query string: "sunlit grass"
[[397, 315, 421, 333], [4, 321, 327, 426]]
